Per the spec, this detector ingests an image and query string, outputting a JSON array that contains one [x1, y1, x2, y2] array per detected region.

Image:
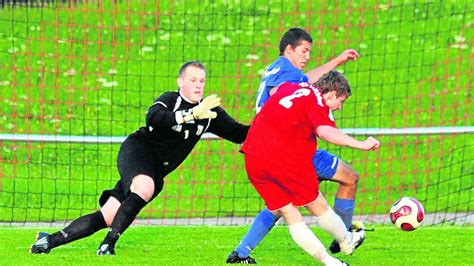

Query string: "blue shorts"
[[313, 149, 339, 181]]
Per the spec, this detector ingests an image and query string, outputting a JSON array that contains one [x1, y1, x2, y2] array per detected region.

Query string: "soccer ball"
[[389, 197, 424, 231]]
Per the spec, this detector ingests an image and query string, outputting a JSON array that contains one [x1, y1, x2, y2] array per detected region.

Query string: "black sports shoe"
[[96, 243, 116, 255], [330, 221, 365, 254], [329, 239, 341, 254], [226, 251, 257, 264], [30, 232, 51, 254]]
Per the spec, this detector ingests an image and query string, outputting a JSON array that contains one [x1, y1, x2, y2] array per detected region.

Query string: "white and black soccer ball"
[[389, 197, 425, 231]]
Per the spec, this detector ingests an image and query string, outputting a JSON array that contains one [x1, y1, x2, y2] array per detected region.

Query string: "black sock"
[[49, 211, 107, 249], [102, 192, 147, 246]]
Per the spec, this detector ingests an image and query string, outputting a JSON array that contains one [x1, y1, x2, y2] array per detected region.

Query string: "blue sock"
[[334, 198, 355, 230], [235, 208, 279, 258]]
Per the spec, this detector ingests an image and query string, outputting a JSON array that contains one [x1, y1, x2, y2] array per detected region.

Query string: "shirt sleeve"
[[256, 86, 270, 113], [306, 93, 336, 137], [146, 93, 186, 129], [301, 74, 309, 83], [207, 107, 250, 144]]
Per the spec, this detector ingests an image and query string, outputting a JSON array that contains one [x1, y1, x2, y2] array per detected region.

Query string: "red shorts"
[[245, 154, 319, 211]]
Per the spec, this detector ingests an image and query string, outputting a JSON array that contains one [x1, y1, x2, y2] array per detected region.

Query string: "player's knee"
[[132, 189, 154, 202], [130, 174, 155, 202], [339, 163, 359, 188], [348, 169, 359, 188]]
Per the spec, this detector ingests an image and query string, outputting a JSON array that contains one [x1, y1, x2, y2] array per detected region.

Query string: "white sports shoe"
[[339, 224, 366, 255]]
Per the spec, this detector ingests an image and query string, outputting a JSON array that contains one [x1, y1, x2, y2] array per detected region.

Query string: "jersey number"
[[279, 88, 311, 109]]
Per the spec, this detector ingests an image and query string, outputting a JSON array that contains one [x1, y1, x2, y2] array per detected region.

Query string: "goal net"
[[0, 0, 472, 226]]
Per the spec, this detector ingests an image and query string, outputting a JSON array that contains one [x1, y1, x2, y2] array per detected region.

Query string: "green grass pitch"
[[0, 0, 473, 264], [1, 225, 473, 265], [0, 0, 472, 223]]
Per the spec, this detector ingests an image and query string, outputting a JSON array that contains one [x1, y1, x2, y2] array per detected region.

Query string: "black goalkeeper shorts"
[[99, 136, 164, 206]]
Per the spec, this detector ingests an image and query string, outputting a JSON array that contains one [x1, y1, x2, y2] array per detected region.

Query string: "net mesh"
[[0, 0, 472, 225]]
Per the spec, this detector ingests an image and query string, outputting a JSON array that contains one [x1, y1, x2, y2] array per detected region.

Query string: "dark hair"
[[279, 28, 313, 55], [313, 70, 352, 98], [178, 61, 206, 77]]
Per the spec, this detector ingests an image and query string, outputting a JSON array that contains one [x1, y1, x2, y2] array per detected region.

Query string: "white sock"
[[321, 253, 343, 266], [314, 208, 351, 243], [288, 222, 327, 261]]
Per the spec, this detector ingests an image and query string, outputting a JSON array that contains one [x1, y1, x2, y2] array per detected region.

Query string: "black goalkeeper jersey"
[[127, 91, 249, 178]]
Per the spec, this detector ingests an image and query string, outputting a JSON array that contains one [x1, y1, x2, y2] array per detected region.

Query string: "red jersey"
[[241, 82, 336, 172]]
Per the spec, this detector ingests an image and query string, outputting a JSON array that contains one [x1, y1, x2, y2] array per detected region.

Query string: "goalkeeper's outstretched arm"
[[207, 106, 250, 144]]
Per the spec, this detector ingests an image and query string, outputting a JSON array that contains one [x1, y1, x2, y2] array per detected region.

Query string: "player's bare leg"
[[331, 160, 359, 228], [332, 160, 359, 201], [101, 196, 121, 226], [97, 174, 153, 255], [328, 160, 361, 253]]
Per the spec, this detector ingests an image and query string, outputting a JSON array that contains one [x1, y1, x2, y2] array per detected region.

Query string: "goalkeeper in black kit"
[[30, 61, 250, 255]]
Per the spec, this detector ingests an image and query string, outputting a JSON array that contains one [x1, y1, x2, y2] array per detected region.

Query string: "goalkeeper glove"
[[192, 94, 221, 120], [176, 94, 221, 124]]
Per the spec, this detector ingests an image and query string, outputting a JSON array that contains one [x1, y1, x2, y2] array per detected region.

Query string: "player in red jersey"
[[241, 71, 379, 265]]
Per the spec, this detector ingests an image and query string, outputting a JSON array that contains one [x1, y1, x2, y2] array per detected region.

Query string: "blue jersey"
[[255, 56, 309, 113]]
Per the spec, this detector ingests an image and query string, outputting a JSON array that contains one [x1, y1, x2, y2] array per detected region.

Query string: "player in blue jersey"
[[227, 28, 362, 264]]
